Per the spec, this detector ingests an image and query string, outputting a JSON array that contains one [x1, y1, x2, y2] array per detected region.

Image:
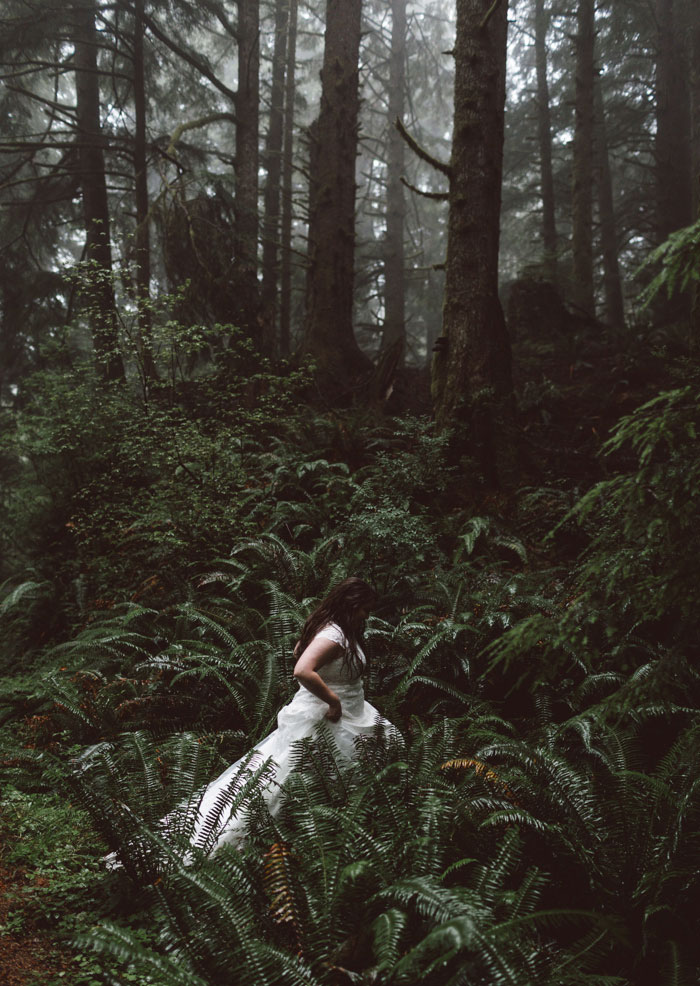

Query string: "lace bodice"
[[313, 623, 365, 684]]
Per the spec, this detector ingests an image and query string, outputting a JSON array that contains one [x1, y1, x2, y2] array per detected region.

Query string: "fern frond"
[[76, 921, 207, 986], [263, 841, 305, 954], [391, 914, 479, 983], [0, 579, 50, 614], [371, 907, 408, 970], [441, 758, 518, 803]]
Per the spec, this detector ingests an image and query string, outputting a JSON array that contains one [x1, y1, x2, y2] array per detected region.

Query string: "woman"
[[187, 577, 396, 853]]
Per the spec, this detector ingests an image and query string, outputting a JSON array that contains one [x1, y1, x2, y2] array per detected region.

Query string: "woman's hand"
[[325, 697, 342, 722]]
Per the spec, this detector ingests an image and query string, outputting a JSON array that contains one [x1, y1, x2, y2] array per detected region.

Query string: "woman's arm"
[[293, 638, 343, 721]]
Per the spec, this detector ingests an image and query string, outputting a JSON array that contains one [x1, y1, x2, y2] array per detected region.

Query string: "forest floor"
[[0, 767, 107, 985], [0, 849, 76, 986]]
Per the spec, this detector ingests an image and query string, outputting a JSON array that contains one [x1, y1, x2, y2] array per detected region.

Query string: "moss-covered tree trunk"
[[260, 0, 290, 356], [571, 0, 595, 317], [133, 0, 158, 383], [303, 0, 370, 389], [279, 0, 298, 357], [433, 0, 515, 488], [380, 0, 407, 364], [594, 72, 625, 329], [534, 0, 558, 284], [233, 0, 260, 343], [73, 0, 125, 382]]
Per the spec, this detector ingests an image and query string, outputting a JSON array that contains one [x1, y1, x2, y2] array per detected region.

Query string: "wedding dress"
[[184, 622, 396, 853]]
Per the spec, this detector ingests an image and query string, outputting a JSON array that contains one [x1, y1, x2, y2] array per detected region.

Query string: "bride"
[[183, 576, 396, 854]]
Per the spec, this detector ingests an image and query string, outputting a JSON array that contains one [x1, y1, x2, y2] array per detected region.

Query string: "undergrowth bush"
[[0, 346, 312, 663], [571, 383, 700, 645]]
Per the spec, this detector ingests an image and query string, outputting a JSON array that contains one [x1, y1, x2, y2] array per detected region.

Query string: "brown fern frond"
[[263, 841, 304, 955], [440, 758, 519, 804]]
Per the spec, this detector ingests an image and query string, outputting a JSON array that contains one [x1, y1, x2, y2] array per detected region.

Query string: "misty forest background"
[[1, 0, 700, 984]]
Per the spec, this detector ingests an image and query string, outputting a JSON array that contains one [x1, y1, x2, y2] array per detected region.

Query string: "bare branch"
[[395, 117, 451, 178], [166, 113, 236, 156], [197, 0, 238, 39], [400, 176, 449, 201], [120, 1, 239, 105]]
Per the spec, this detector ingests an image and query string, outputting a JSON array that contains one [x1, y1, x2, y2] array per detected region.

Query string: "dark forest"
[[1, 0, 699, 983]]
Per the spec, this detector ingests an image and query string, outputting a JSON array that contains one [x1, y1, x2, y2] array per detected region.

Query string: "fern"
[[0, 578, 50, 615], [76, 920, 209, 986], [371, 907, 408, 972], [636, 216, 700, 306]]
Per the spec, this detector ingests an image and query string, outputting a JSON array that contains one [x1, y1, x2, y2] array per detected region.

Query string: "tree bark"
[[234, 0, 260, 342], [133, 0, 158, 382], [73, 0, 125, 381], [594, 72, 625, 329], [303, 0, 370, 388], [534, 0, 558, 284], [433, 0, 515, 488], [654, 0, 693, 326], [655, 0, 692, 243], [692, 10, 700, 214], [689, 0, 700, 347], [260, 0, 290, 356], [380, 0, 407, 364], [571, 0, 596, 317], [279, 0, 298, 357]]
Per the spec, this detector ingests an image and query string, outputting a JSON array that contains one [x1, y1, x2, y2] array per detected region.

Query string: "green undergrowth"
[[1, 322, 699, 984]]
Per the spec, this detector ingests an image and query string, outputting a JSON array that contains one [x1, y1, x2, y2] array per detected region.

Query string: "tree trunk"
[[133, 0, 158, 382], [655, 0, 692, 243], [234, 0, 260, 342], [303, 0, 370, 388], [594, 72, 625, 329], [692, 11, 700, 213], [654, 0, 693, 327], [571, 0, 596, 317], [279, 0, 298, 357], [534, 0, 558, 284], [433, 0, 515, 488], [689, 1, 700, 347], [380, 0, 407, 364], [260, 0, 290, 356], [73, 0, 125, 381]]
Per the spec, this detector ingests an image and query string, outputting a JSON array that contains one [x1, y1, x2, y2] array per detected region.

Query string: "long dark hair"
[[294, 577, 377, 673]]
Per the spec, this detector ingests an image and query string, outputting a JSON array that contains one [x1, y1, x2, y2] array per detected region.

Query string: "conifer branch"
[[166, 113, 237, 156], [124, 4, 239, 106], [394, 118, 451, 178], [399, 176, 449, 201]]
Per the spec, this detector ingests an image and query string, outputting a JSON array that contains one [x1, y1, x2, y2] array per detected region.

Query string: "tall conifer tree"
[[571, 0, 596, 317], [304, 0, 369, 389], [534, 0, 558, 283], [380, 0, 407, 365], [234, 0, 261, 344], [73, 0, 125, 381], [433, 0, 515, 487]]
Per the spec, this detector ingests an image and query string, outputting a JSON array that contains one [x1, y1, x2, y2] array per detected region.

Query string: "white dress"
[[186, 623, 395, 854]]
